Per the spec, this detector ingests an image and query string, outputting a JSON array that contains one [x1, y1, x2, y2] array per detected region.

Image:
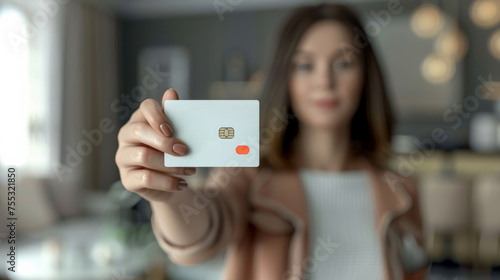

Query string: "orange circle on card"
[[236, 145, 250, 155]]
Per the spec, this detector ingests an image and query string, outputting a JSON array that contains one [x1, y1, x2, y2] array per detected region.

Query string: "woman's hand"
[[115, 89, 196, 202]]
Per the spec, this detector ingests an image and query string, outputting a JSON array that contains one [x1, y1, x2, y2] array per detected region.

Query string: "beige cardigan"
[[151, 158, 431, 279]]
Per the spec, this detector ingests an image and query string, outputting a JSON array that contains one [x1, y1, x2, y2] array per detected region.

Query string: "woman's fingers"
[[138, 98, 175, 137], [162, 88, 179, 115], [123, 169, 188, 194], [129, 89, 180, 138], [115, 89, 192, 202], [116, 146, 196, 175], [118, 121, 189, 156]]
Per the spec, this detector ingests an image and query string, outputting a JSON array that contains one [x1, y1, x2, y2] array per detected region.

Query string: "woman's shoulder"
[[384, 168, 418, 197], [363, 158, 419, 200]]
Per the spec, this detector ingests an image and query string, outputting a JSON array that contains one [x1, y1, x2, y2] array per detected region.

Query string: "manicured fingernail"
[[160, 123, 173, 137], [177, 180, 188, 190], [173, 143, 188, 155], [184, 168, 196, 175]]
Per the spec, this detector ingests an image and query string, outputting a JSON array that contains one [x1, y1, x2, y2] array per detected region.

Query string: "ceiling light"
[[434, 28, 469, 61], [488, 28, 500, 59], [470, 0, 500, 28], [411, 4, 445, 38], [421, 54, 456, 84]]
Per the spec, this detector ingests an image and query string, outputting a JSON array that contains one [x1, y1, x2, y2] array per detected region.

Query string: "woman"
[[115, 3, 430, 280]]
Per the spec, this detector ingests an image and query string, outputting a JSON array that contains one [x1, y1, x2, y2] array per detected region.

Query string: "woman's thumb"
[[162, 88, 180, 113]]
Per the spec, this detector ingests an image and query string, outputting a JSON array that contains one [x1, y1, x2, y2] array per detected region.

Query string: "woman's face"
[[289, 20, 364, 130]]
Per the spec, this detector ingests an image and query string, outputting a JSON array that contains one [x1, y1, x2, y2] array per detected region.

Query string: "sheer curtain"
[[55, 0, 120, 217]]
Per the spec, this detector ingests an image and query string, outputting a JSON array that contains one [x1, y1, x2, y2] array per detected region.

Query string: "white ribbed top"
[[299, 168, 384, 280]]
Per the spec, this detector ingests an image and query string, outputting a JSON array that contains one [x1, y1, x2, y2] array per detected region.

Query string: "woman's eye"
[[334, 61, 350, 70], [295, 63, 312, 72]]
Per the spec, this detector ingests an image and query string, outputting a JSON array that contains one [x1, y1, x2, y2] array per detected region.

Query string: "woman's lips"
[[315, 99, 339, 109]]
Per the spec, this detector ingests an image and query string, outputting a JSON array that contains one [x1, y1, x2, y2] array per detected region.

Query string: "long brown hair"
[[259, 3, 394, 170]]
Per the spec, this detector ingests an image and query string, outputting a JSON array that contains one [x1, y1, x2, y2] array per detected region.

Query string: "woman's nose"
[[314, 64, 334, 90]]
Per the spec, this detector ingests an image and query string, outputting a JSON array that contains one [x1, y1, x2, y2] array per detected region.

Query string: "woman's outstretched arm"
[[150, 166, 251, 265]]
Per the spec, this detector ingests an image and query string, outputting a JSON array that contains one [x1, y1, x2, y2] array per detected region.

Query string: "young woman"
[[115, 3, 430, 280]]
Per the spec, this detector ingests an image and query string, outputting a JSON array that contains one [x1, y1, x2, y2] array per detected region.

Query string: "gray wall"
[[121, 7, 289, 101]]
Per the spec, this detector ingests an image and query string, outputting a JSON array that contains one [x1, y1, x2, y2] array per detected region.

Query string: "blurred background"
[[0, 0, 500, 279]]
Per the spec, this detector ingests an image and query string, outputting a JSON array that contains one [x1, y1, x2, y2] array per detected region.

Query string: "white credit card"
[[164, 100, 260, 167]]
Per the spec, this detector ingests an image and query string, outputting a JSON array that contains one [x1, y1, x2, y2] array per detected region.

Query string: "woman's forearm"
[[150, 188, 211, 247]]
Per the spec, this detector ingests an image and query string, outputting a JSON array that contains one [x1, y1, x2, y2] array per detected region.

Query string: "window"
[[0, 3, 62, 177]]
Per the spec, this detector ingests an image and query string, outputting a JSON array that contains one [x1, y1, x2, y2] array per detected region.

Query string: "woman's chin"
[[307, 119, 347, 130]]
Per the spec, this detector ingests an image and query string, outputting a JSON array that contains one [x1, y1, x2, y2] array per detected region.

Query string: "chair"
[[419, 174, 473, 263], [472, 174, 500, 266]]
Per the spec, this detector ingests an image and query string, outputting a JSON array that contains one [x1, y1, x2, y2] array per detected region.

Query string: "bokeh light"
[[411, 4, 445, 38], [470, 0, 500, 28]]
